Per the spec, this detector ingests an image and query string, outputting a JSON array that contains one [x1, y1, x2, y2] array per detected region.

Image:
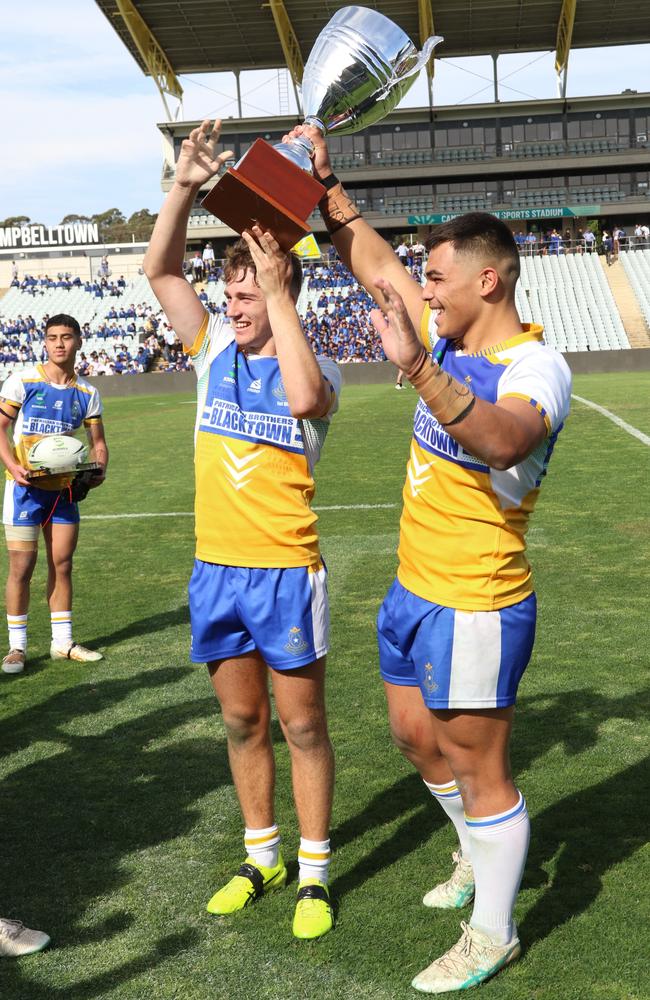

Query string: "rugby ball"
[[27, 435, 88, 472]]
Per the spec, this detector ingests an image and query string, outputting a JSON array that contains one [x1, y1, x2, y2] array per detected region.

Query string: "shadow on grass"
[[327, 686, 649, 948], [329, 772, 445, 902], [88, 604, 191, 655], [0, 667, 226, 998], [512, 689, 650, 948]]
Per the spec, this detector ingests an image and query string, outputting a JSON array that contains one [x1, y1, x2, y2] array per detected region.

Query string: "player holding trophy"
[[144, 118, 341, 940], [287, 122, 572, 991]]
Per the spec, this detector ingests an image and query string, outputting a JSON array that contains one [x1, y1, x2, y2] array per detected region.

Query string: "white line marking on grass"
[[572, 394, 650, 447], [83, 503, 398, 521]]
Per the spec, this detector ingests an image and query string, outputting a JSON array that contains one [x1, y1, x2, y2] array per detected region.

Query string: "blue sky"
[[1, 2, 649, 228]]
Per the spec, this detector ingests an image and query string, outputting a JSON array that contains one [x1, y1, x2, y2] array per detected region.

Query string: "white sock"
[[467, 791, 530, 945], [7, 613, 27, 653], [51, 611, 73, 648], [244, 824, 280, 868], [424, 778, 472, 862], [298, 837, 331, 885]]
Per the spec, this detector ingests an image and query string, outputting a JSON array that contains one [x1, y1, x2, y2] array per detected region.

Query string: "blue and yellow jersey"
[[187, 313, 341, 568], [398, 310, 572, 611], [0, 365, 102, 490]]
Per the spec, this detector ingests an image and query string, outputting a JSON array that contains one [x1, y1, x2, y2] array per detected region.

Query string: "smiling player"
[[285, 122, 572, 993], [144, 119, 341, 940]]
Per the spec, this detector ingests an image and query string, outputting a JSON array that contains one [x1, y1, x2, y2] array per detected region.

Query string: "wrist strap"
[[320, 173, 340, 190]]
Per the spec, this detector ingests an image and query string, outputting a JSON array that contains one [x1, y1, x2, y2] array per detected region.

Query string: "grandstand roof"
[[95, 1, 648, 76]]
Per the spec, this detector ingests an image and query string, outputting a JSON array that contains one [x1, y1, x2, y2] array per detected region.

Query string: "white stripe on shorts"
[[308, 564, 329, 660], [449, 609, 502, 709], [3, 481, 16, 525]]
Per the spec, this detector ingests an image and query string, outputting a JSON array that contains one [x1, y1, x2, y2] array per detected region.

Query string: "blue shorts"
[[3, 480, 79, 527], [188, 560, 329, 669], [377, 578, 536, 709]]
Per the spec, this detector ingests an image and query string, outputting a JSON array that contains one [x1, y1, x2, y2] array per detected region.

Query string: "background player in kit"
[[0, 314, 108, 674], [285, 124, 572, 992], [144, 119, 341, 940]]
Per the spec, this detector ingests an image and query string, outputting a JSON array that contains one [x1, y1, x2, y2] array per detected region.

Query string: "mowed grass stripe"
[[0, 376, 647, 1000]]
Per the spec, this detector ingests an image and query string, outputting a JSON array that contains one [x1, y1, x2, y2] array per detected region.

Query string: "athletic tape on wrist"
[[319, 182, 361, 234], [407, 350, 476, 426]]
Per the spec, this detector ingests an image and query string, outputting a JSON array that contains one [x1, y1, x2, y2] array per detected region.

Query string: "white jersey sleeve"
[[190, 311, 233, 381], [497, 346, 572, 435], [0, 372, 25, 408], [316, 356, 342, 418]]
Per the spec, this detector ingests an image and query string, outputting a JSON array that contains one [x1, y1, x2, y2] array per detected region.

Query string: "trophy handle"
[[395, 34, 444, 81]]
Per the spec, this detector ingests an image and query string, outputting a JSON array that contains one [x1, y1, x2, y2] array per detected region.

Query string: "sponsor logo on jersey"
[[413, 400, 486, 469], [247, 378, 262, 394], [222, 363, 237, 386], [284, 626, 309, 656], [53, 399, 63, 409], [32, 391, 46, 410], [200, 398, 304, 452], [25, 418, 74, 435], [272, 378, 287, 400]]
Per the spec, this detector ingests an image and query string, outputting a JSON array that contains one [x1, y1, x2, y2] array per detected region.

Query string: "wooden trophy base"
[[27, 462, 103, 481], [201, 139, 325, 252]]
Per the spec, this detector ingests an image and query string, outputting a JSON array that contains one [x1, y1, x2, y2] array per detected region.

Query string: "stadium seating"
[[518, 254, 630, 351], [619, 249, 650, 326]]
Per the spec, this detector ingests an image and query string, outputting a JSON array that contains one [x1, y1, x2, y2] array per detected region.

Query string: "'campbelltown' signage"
[[408, 206, 601, 225], [0, 223, 101, 249]]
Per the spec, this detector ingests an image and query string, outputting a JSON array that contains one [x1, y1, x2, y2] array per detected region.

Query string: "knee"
[[389, 718, 444, 767], [52, 556, 74, 578], [221, 704, 269, 746], [282, 711, 329, 753], [8, 554, 37, 585]]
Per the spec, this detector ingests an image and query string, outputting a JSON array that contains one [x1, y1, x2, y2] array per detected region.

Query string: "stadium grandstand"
[[2, 1, 650, 375]]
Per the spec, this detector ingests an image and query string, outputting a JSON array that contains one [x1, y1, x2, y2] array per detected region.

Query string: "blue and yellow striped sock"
[[424, 778, 471, 861]]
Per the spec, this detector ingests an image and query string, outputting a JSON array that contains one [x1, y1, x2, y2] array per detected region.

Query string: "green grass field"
[[0, 374, 648, 1000]]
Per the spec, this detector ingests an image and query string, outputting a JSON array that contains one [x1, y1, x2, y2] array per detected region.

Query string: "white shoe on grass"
[[411, 921, 521, 993], [0, 918, 50, 957], [2, 650, 26, 675], [423, 851, 474, 909], [50, 642, 103, 662]]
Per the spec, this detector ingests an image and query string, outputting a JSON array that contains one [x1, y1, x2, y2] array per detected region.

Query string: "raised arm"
[[144, 119, 234, 347], [242, 227, 332, 419], [371, 279, 547, 470], [282, 124, 426, 332]]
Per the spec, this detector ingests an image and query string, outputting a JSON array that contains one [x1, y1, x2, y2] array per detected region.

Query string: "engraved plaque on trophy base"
[[201, 139, 325, 252]]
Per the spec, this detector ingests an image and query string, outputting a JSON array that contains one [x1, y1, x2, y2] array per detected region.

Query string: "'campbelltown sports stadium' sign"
[[408, 206, 601, 225], [0, 223, 101, 249]]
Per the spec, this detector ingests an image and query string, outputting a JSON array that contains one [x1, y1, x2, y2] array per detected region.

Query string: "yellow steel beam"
[[555, 0, 577, 73], [265, 0, 304, 86], [115, 0, 183, 112], [418, 0, 436, 78]]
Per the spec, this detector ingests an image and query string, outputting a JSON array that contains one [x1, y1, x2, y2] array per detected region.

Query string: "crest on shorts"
[[423, 662, 438, 693], [284, 626, 308, 655]]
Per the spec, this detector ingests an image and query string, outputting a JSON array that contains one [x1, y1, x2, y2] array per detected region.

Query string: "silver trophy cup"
[[275, 5, 443, 171]]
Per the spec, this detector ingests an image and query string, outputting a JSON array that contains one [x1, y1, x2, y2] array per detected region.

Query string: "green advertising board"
[[407, 206, 601, 225]]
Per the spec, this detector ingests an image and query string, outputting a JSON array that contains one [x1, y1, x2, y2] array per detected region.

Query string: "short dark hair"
[[223, 238, 303, 301], [45, 313, 81, 337], [425, 212, 520, 289]]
